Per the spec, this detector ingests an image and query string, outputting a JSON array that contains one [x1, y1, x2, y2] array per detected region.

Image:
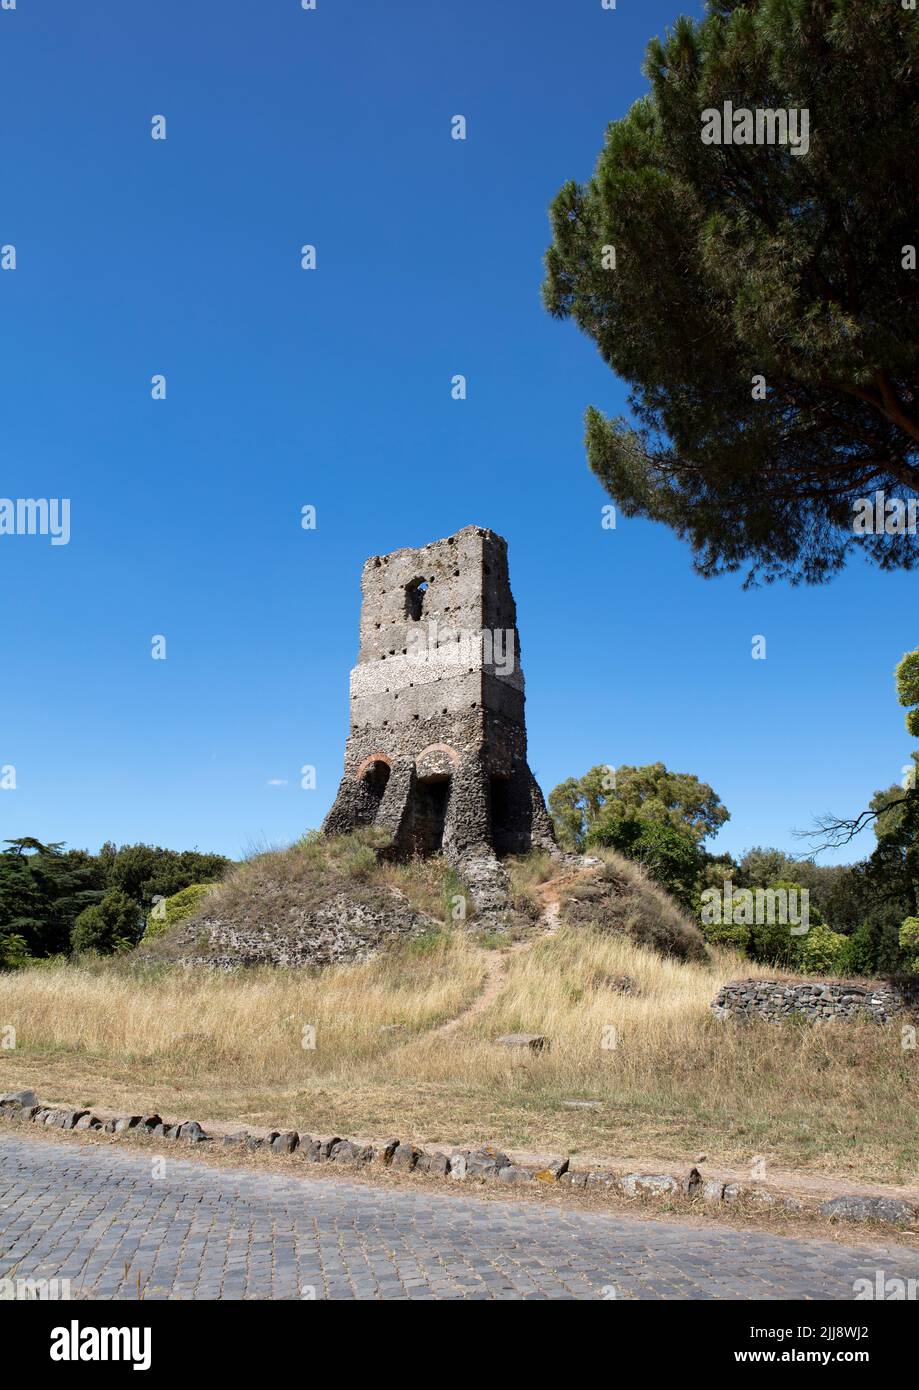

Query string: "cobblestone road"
[[1, 1132, 916, 1300]]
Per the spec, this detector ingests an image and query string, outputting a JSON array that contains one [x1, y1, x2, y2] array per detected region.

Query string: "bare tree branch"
[[796, 789, 917, 852]]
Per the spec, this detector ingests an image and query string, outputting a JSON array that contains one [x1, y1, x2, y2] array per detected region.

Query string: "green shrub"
[[792, 922, 849, 974], [142, 883, 213, 942], [71, 889, 140, 955], [837, 921, 879, 977], [701, 918, 751, 953], [700, 880, 848, 973], [744, 883, 819, 967], [899, 916, 919, 954], [0, 931, 30, 970], [899, 917, 919, 973]]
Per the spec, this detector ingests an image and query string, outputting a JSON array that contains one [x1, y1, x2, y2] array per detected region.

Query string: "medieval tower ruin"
[[323, 525, 557, 906]]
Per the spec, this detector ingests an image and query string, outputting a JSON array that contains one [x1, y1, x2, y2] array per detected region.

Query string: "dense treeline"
[[550, 764, 918, 979], [0, 838, 230, 966]]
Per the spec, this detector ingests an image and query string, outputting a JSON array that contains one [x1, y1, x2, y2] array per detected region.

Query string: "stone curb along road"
[[6, 1128, 919, 1302], [2, 1089, 916, 1229]]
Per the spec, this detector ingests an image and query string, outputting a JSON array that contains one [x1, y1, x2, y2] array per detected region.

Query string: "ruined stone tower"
[[322, 526, 557, 906]]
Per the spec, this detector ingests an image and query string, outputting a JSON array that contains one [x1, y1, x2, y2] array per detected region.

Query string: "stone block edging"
[[1, 1089, 914, 1227]]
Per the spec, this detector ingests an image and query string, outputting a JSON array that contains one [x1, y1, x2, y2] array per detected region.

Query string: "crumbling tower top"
[[349, 525, 523, 736]]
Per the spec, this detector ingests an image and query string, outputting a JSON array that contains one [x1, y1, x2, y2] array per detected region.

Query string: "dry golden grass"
[[0, 935, 479, 1071], [2, 926, 917, 1185], [503, 849, 558, 918]]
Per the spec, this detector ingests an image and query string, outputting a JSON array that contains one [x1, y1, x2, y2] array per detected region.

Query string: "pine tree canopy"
[[543, 0, 919, 584]]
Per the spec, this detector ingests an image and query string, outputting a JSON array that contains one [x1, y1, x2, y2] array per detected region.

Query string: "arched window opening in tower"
[[405, 578, 429, 622]]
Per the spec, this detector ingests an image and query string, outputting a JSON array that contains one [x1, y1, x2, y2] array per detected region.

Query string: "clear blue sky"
[[1, 0, 913, 867]]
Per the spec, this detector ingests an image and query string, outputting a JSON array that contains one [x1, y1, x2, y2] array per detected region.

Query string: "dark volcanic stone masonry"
[[323, 526, 558, 911], [2, 1131, 916, 1300], [711, 978, 919, 1024]]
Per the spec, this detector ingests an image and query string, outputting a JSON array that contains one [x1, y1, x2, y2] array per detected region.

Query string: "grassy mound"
[[138, 833, 704, 969], [559, 849, 707, 962], [138, 830, 457, 969]]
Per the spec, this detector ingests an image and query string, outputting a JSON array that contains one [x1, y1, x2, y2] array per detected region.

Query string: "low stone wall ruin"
[[711, 978, 919, 1024]]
